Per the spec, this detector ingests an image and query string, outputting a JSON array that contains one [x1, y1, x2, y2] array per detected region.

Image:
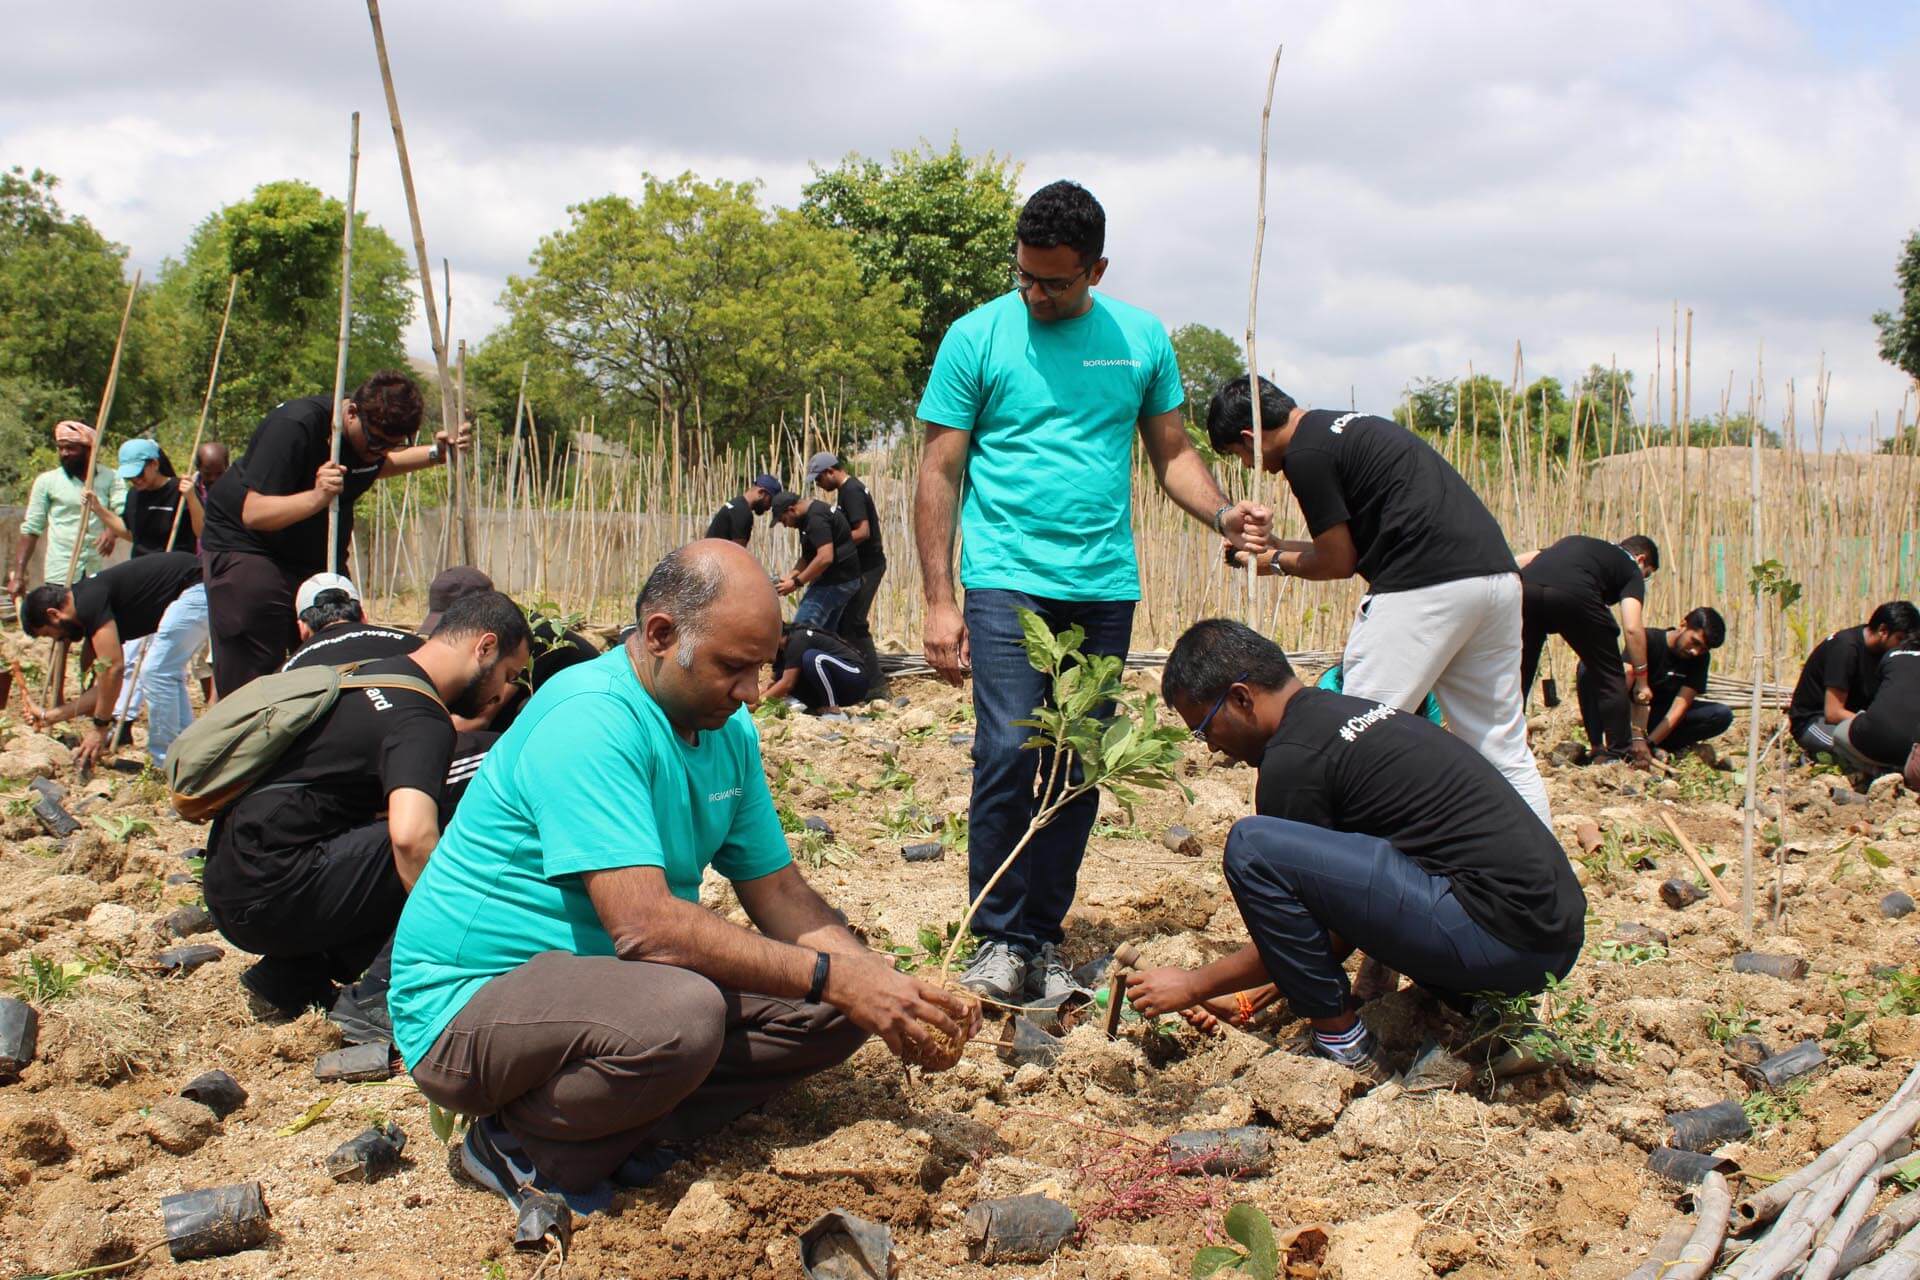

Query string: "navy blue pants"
[[1576, 664, 1733, 755], [964, 588, 1135, 953], [1223, 816, 1581, 1019]]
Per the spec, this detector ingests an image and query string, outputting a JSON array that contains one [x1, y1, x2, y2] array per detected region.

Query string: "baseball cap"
[[804, 451, 839, 484], [421, 565, 495, 632], [296, 572, 360, 615], [117, 438, 162, 479], [750, 473, 784, 496], [769, 491, 801, 518]]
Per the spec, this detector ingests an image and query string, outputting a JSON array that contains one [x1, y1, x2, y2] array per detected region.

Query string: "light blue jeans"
[[139, 584, 209, 768]]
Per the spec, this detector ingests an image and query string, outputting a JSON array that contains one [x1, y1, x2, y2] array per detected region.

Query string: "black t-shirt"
[[1255, 688, 1586, 953], [69, 552, 203, 643], [777, 625, 869, 707], [1851, 649, 1920, 764], [200, 396, 384, 576], [204, 654, 453, 902], [1279, 411, 1515, 592], [1645, 627, 1710, 702], [834, 475, 885, 571], [1789, 627, 1878, 733], [1522, 535, 1645, 605], [796, 500, 860, 587], [705, 499, 755, 545], [123, 483, 195, 556], [282, 624, 422, 672]]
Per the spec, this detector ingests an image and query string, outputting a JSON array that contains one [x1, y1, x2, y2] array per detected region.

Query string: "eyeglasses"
[[1191, 673, 1249, 743], [1011, 259, 1092, 298]]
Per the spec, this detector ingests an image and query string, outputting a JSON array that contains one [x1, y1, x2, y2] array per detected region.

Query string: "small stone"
[[1660, 879, 1707, 910], [143, 1096, 216, 1154], [1613, 922, 1670, 949], [901, 842, 944, 863], [948, 732, 975, 748], [892, 695, 911, 708], [664, 1180, 738, 1240], [816, 731, 845, 744], [1871, 1018, 1920, 1061], [1883, 892, 1916, 919], [161, 904, 214, 938], [1242, 1052, 1358, 1138], [1161, 824, 1202, 857], [1325, 1206, 1435, 1279], [1832, 786, 1869, 807], [1011, 1063, 1047, 1094], [802, 815, 834, 839], [84, 901, 141, 946]]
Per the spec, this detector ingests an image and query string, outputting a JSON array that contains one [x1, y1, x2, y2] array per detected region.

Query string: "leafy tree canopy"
[[1873, 227, 1920, 383]]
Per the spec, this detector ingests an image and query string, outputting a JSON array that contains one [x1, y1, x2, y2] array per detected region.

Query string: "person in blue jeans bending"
[[1125, 619, 1586, 1084], [772, 491, 862, 632], [913, 179, 1270, 1005]]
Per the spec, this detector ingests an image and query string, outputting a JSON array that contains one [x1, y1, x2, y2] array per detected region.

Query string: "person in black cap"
[[416, 565, 602, 734], [764, 621, 871, 711], [807, 451, 887, 694], [771, 491, 862, 631], [705, 474, 783, 546]]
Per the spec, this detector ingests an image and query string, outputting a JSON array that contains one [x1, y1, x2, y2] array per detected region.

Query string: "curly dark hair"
[[350, 370, 425, 440], [1016, 180, 1105, 263]]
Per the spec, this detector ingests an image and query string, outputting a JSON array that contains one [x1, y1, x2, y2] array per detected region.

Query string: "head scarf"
[[53, 420, 96, 447]]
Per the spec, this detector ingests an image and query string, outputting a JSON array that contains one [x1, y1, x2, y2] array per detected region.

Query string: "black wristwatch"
[[90, 715, 113, 728], [807, 951, 831, 1004]]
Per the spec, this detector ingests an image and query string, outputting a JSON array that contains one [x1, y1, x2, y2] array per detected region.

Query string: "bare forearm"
[[795, 545, 833, 586], [241, 490, 327, 532], [914, 457, 961, 605], [740, 871, 867, 957], [612, 895, 816, 997], [12, 535, 37, 579], [378, 444, 440, 477], [1183, 944, 1274, 1004], [1276, 547, 1349, 581], [1155, 445, 1231, 527]]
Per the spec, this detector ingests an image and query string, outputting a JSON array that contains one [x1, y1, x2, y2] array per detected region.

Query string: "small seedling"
[[872, 756, 914, 792], [1830, 843, 1893, 885], [94, 814, 155, 843], [427, 1100, 468, 1144], [1743, 1077, 1811, 1130], [872, 800, 937, 841], [1593, 937, 1667, 966], [794, 827, 850, 871], [1192, 1202, 1280, 1278], [1467, 976, 1635, 1068], [939, 812, 969, 854], [1704, 1005, 1762, 1045], [10, 952, 99, 1003], [883, 922, 977, 974]]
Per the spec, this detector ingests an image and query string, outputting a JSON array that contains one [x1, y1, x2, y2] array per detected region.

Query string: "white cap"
[[295, 572, 361, 614]]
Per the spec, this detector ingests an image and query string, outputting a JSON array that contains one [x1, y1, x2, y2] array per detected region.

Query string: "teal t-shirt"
[[916, 291, 1184, 602], [387, 647, 791, 1066]]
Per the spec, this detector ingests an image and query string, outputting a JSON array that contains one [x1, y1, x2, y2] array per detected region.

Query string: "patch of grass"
[[902, 724, 939, 744], [872, 756, 914, 792], [9, 952, 109, 1003], [794, 827, 850, 871], [1669, 752, 1738, 803], [1704, 1004, 1762, 1045], [871, 799, 936, 841], [1593, 938, 1667, 966], [939, 812, 969, 854], [799, 762, 857, 801], [1576, 826, 1645, 884], [1091, 819, 1148, 840], [1470, 974, 1636, 1068], [1743, 1077, 1812, 1130]]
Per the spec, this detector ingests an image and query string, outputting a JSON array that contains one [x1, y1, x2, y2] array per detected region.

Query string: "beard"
[[59, 453, 89, 480], [447, 654, 501, 719]]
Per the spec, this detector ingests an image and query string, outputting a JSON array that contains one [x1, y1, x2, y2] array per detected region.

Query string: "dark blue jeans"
[[793, 576, 860, 631], [1223, 816, 1581, 1019], [964, 589, 1136, 954]]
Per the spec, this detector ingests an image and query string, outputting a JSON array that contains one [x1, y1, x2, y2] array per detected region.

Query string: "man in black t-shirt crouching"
[[1125, 619, 1585, 1085], [764, 622, 871, 711], [1788, 600, 1917, 768], [204, 591, 531, 1040], [1517, 533, 1661, 765], [1577, 606, 1732, 759]]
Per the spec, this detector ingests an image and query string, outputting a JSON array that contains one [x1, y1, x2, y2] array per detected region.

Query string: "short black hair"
[[1685, 606, 1727, 649], [1206, 376, 1298, 453], [299, 590, 363, 632], [429, 589, 532, 654], [1619, 534, 1660, 572], [1016, 180, 1105, 264], [22, 583, 69, 635], [351, 370, 425, 440], [1163, 618, 1296, 708], [1869, 600, 1920, 636]]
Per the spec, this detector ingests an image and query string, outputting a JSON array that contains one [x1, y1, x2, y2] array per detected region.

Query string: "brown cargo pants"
[[410, 950, 868, 1191]]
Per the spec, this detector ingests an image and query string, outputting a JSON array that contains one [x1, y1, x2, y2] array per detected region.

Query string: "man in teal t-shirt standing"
[[915, 180, 1271, 1005], [390, 540, 978, 1212]]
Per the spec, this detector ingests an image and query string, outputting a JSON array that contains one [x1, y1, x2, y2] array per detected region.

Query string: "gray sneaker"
[[1025, 943, 1082, 1004], [957, 940, 1028, 1005]]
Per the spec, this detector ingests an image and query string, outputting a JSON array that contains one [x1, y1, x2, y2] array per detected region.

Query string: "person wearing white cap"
[[281, 573, 423, 672], [7, 420, 127, 599]]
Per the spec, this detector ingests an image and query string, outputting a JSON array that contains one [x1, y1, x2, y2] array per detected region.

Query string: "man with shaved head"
[[390, 540, 979, 1215]]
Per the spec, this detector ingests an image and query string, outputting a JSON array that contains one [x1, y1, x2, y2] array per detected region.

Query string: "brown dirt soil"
[[2, 630, 1919, 1278]]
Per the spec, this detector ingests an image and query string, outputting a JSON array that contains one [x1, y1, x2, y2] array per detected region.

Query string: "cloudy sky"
[[9, 0, 1919, 443]]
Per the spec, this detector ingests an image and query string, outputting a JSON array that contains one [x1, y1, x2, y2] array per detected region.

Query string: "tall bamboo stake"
[[327, 112, 361, 574], [1739, 372, 1763, 937], [365, 0, 462, 570], [1243, 43, 1283, 608]]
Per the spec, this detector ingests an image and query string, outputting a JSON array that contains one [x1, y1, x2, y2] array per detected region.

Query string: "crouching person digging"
[[1125, 619, 1586, 1085], [388, 541, 979, 1215]]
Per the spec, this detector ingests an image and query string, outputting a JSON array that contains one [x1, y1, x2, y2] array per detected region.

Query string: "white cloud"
[[4, 0, 1916, 443]]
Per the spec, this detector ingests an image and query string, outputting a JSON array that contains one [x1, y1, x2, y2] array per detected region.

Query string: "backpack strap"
[[338, 673, 448, 712]]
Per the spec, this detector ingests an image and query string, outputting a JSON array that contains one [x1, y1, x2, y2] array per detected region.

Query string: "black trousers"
[[1521, 581, 1630, 752], [1575, 667, 1733, 755], [836, 559, 887, 687], [208, 820, 403, 993], [204, 549, 303, 697]]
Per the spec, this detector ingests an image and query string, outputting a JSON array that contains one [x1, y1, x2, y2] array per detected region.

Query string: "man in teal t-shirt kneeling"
[[914, 179, 1271, 1005], [390, 540, 978, 1213]]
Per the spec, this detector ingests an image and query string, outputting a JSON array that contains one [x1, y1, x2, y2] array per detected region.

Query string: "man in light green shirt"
[[9, 420, 125, 596], [392, 540, 978, 1214], [914, 179, 1272, 1006]]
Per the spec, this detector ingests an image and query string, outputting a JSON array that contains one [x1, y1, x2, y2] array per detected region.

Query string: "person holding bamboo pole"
[[7, 421, 127, 599], [915, 180, 1271, 1005], [1207, 377, 1552, 824], [198, 370, 469, 696]]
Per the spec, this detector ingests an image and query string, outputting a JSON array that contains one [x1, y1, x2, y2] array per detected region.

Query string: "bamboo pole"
[[365, 0, 461, 571], [1242, 43, 1282, 612], [326, 112, 361, 575]]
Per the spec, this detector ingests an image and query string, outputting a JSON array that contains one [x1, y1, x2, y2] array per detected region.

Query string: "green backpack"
[[165, 662, 445, 822]]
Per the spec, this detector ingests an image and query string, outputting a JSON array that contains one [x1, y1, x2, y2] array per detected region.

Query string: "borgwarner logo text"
[[1082, 358, 1142, 367]]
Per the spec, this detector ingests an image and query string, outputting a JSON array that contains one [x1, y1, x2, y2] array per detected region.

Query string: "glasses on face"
[[1191, 672, 1250, 743], [1011, 259, 1092, 298]]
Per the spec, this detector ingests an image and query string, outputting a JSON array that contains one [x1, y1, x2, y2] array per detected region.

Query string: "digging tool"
[[1659, 811, 1736, 910], [326, 112, 361, 575], [1101, 942, 1141, 1037]]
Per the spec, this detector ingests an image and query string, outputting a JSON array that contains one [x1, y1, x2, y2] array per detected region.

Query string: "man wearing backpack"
[[200, 591, 531, 1040]]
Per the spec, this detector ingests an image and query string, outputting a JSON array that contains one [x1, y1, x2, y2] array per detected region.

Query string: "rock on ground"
[[141, 1096, 216, 1155], [1326, 1206, 1435, 1280], [1086, 1243, 1176, 1279], [664, 1179, 738, 1240], [770, 1119, 933, 1191], [0, 1100, 71, 1164], [1243, 1052, 1359, 1138], [82, 902, 140, 948]]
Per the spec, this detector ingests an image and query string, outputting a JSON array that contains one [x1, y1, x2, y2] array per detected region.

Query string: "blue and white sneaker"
[[613, 1142, 685, 1188], [457, 1117, 616, 1217]]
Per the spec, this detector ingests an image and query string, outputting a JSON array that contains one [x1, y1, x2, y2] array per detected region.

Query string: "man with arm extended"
[[8, 421, 126, 598], [1833, 643, 1920, 776], [772, 490, 862, 631], [1516, 533, 1661, 765], [197, 371, 471, 696], [1788, 601, 1918, 767], [914, 179, 1269, 1004], [1207, 376, 1550, 823], [704, 474, 783, 546], [390, 541, 978, 1213], [1579, 606, 1732, 760], [1125, 619, 1585, 1083]]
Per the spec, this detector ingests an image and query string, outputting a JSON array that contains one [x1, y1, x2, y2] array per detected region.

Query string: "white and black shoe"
[[956, 940, 1028, 1005]]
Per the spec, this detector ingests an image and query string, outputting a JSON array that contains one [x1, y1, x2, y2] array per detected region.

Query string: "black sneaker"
[[239, 959, 337, 1022], [613, 1142, 685, 1188], [328, 980, 393, 1046]]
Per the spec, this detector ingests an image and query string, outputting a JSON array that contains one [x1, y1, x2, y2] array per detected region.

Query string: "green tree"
[[151, 179, 415, 438], [475, 173, 918, 455], [1169, 323, 1244, 422], [1873, 227, 1920, 381], [800, 139, 1020, 389]]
